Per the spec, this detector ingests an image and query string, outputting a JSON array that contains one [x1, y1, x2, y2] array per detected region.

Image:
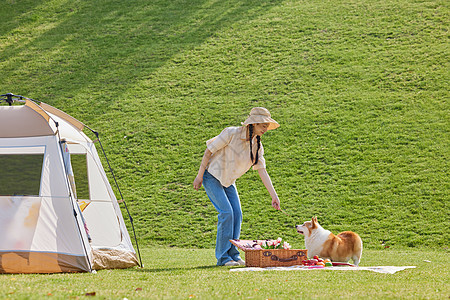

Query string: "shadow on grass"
[[0, 0, 46, 36], [130, 265, 221, 273], [1, 0, 283, 108]]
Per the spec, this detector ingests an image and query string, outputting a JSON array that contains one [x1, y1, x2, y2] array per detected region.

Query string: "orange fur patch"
[[319, 231, 362, 262]]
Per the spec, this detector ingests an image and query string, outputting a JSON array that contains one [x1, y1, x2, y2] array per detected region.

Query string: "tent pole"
[[92, 130, 144, 268], [57, 126, 93, 272]]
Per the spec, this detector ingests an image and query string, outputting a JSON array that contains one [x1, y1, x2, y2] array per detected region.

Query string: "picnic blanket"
[[230, 265, 416, 274]]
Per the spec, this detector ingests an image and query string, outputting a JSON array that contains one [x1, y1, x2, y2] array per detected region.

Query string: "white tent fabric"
[[0, 100, 139, 273]]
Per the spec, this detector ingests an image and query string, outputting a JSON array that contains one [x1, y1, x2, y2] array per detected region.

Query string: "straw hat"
[[241, 107, 280, 130]]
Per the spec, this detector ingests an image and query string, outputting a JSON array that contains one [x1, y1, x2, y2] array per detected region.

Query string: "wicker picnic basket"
[[244, 249, 308, 267], [230, 239, 308, 267]]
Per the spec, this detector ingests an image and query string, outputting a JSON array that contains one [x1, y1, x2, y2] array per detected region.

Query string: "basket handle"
[[267, 251, 306, 262], [271, 255, 298, 262]]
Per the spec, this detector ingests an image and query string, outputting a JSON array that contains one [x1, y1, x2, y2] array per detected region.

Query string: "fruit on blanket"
[[302, 257, 333, 267], [313, 256, 325, 262], [301, 259, 318, 266], [302, 260, 313, 266]]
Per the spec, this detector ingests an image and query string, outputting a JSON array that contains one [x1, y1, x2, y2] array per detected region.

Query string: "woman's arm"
[[258, 168, 281, 210], [193, 148, 212, 190]]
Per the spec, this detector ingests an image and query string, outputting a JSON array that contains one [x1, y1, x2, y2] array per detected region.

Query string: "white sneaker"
[[236, 259, 246, 266], [224, 261, 240, 266]]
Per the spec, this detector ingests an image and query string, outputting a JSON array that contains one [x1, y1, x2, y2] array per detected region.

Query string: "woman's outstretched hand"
[[272, 196, 281, 210], [193, 176, 203, 191]]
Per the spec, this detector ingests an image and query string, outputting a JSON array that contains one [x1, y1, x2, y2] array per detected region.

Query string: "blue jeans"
[[203, 170, 242, 265]]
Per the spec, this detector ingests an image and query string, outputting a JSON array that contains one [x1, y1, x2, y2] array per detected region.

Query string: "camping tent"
[[0, 95, 140, 273]]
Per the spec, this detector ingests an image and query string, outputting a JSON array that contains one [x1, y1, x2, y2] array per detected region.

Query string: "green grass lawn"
[[1, 248, 448, 299], [0, 0, 448, 292]]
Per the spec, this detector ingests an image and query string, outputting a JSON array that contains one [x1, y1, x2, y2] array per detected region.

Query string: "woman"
[[193, 107, 281, 266]]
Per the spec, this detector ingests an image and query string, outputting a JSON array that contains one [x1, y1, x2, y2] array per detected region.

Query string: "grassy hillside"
[[0, 0, 448, 250]]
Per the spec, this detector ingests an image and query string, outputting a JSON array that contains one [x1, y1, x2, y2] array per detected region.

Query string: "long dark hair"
[[248, 124, 261, 166]]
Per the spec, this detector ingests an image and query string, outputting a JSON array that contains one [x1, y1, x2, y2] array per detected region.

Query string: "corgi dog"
[[296, 217, 363, 265]]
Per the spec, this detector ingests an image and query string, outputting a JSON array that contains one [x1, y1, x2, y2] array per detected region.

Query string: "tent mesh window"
[[0, 154, 44, 196], [70, 154, 90, 200]]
